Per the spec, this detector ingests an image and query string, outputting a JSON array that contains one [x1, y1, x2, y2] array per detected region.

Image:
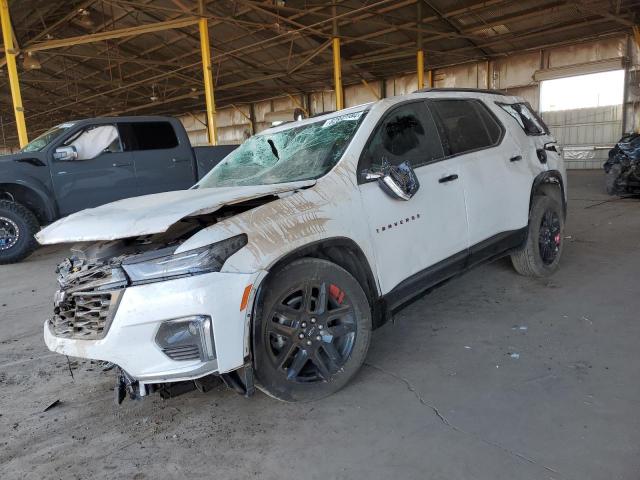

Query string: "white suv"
[[38, 89, 566, 403]]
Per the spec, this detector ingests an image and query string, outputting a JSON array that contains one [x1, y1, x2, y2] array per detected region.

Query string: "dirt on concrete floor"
[[1, 170, 639, 480]]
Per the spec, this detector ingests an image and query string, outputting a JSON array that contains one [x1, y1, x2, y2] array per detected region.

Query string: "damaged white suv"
[[38, 89, 566, 403]]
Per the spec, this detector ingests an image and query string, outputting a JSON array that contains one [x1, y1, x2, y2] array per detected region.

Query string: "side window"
[[120, 122, 179, 151], [361, 101, 444, 172], [429, 99, 502, 156], [63, 125, 121, 160], [498, 102, 548, 135]]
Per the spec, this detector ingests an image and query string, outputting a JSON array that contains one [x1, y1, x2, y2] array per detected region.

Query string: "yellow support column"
[[332, 2, 343, 110], [416, 2, 424, 90], [0, 0, 28, 147], [417, 50, 425, 89], [198, 1, 217, 145], [332, 37, 343, 110]]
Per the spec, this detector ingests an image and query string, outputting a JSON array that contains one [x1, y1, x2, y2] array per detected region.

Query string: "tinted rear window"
[[120, 122, 179, 151], [429, 99, 503, 156]]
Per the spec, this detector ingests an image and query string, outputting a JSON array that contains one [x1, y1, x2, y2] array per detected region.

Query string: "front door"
[[357, 101, 469, 295], [50, 124, 137, 216]]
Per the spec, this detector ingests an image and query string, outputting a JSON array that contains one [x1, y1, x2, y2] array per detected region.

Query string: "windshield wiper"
[[267, 139, 279, 160]]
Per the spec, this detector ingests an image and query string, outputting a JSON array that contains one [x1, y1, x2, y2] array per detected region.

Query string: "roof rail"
[[413, 87, 507, 96]]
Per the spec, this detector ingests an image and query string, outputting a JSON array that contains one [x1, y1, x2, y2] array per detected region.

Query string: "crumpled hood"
[[36, 180, 315, 244]]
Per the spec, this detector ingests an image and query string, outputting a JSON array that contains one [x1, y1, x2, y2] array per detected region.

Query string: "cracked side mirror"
[[362, 159, 420, 201]]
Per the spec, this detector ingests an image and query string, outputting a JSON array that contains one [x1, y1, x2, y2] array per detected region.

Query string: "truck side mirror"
[[53, 146, 78, 161]]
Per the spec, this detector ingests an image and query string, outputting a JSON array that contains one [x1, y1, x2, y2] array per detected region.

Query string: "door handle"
[[438, 174, 459, 183], [172, 158, 190, 163], [112, 162, 133, 167], [510, 155, 522, 162]]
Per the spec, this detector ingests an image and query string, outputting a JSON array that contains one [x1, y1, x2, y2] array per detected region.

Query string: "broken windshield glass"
[[198, 110, 367, 188]]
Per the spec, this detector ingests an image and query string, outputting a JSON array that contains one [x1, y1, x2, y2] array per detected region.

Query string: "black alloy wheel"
[[265, 280, 357, 383], [511, 192, 564, 277], [538, 210, 561, 265], [253, 258, 371, 402]]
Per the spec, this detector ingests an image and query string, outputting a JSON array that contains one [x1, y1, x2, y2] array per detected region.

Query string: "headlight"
[[122, 234, 247, 284]]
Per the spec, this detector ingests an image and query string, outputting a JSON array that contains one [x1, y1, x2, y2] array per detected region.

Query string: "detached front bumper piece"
[[44, 270, 263, 383]]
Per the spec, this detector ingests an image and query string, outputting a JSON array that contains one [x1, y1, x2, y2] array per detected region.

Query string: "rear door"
[[49, 124, 137, 216], [120, 121, 196, 195], [358, 100, 469, 295], [429, 98, 531, 249]]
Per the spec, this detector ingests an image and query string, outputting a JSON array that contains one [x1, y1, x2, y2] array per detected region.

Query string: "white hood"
[[36, 180, 315, 244]]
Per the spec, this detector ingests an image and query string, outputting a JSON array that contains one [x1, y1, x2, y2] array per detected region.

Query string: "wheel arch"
[[0, 181, 57, 224], [259, 237, 388, 329], [531, 170, 566, 218]]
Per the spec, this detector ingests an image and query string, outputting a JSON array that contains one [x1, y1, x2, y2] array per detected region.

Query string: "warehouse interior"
[[1, 1, 640, 479], [0, 1, 639, 156]]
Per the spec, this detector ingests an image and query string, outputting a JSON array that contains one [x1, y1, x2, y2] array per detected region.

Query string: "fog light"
[[155, 315, 216, 362]]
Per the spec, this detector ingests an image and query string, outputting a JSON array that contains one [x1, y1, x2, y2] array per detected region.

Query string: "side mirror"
[[53, 145, 78, 161], [363, 159, 420, 201]]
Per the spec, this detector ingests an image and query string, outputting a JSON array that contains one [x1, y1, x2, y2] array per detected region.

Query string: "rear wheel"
[[511, 194, 564, 277], [0, 200, 39, 264], [253, 258, 371, 402]]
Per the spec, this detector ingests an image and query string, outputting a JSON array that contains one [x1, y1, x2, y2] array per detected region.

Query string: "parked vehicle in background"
[[0, 115, 236, 263], [38, 88, 566, 404], [603, 132, 640, 195]]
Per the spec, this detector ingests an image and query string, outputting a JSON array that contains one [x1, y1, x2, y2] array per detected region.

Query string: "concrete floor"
[[1, 170, 639, 480]]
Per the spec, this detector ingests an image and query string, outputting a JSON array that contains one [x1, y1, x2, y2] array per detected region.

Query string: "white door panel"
[[360, 160, 468, 295], [460, 134, 532, 246], [428, 98, 535, 246], [357, 100, 469, 295]]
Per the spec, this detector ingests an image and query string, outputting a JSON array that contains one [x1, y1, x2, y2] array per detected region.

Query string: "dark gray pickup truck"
[[0, 115, 236, 263]]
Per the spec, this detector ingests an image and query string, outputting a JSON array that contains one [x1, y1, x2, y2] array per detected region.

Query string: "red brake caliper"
[[329, 284, 345, 304]]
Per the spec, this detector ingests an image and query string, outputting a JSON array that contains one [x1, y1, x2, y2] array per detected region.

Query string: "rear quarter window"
[[497, 102, 549, 136]]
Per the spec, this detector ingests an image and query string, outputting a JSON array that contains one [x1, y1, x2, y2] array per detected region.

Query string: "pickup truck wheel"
[[511, 194, 564, 277], [0, 200, 39, 264], [253, 258, 372, 402]]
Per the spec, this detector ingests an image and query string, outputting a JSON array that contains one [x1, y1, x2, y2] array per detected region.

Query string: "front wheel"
[[253, 258, 372, 402], [0, 200, 39, 264], [511, 194, 564, 277]]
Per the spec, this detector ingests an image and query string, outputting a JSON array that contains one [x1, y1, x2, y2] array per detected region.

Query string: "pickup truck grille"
[[52, 290, 122, 340]]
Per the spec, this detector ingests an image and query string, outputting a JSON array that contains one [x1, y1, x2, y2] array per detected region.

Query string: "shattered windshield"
[[198, 110, 367, 188], [20, 123, 75, 152]]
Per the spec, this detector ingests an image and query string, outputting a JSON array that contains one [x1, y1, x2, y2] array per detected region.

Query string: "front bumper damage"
[[44, 270, 264, 399]]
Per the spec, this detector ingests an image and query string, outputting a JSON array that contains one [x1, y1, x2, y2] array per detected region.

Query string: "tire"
[[510, 194, 564, 278], [605, 164, 622, 195], [0, 200, 39, 264], [253, 258, 372, 402]]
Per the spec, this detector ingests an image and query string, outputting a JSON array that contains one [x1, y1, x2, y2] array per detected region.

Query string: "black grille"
[[51, 291, 120, 339], [162, 345, 201, 361]]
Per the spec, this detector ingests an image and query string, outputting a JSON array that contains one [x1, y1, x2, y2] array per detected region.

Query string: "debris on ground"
[[43, 399, 61, 412], [604, 133, 640, 195]]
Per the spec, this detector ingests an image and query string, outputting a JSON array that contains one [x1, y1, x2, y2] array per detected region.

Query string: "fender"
[[0, 178, 59, 222], [531, 170, 566, 218]]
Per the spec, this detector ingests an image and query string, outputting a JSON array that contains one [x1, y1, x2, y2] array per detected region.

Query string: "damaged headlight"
[[122, 234, 247, 284]]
